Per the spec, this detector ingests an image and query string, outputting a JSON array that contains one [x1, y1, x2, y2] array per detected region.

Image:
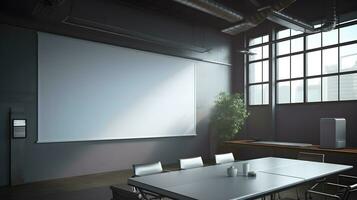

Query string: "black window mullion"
[[248, 58, 269, 64], [303, 33, 307, 103], [338, 27, 341, 101], [320, 32, 323, 102], [260, 46, 264, 105]]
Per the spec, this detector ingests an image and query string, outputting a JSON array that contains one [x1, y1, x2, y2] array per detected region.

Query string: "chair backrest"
[[110, 186, 139, 200], [298, 152, 325, 163], [133, 161, 163, 177], [179, 156, 204, 170], [215, 153, 235, 164]]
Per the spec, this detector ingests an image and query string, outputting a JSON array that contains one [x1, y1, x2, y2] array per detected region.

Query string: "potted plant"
[[210, 92, 249, 154]]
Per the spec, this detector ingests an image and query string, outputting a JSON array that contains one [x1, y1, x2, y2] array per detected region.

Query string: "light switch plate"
[[12, 119, 26, 139]]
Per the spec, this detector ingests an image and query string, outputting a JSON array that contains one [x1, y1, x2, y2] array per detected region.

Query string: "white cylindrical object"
[[242, 163, 250, 176], [227, 166, 238, 177]]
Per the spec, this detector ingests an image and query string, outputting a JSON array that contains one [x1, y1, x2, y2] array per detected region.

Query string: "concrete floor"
[[0, 164, 348, 200]]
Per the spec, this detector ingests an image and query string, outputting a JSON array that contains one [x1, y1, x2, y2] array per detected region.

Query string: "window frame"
[[273, 20, 357, 105], [246, 34, 271, 106]]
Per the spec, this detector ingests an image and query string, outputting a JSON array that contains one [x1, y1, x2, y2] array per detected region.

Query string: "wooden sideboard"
[[225, 140, 357, 155]]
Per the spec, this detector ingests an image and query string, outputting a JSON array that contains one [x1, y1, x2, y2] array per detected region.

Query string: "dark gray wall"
[[276, 102, 357, 146], [0, 1, 232, 185], [0, 25, 37, 186]]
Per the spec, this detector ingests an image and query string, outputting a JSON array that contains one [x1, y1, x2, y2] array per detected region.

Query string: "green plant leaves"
[[211, 92, 249, 141]]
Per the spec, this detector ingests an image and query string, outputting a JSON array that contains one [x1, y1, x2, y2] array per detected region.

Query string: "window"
[[274, 21, 357, 104], [247, 35, 270, 105], [246, 21, 357, 106], [276, 33, 305, 104]]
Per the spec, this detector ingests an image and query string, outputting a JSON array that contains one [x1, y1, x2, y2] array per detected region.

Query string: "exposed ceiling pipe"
[[222, 0, 296, 35], [171, 0, 336, 35], [267, 0, 337, 33], [172, 0, 296, 35], [315, 0, 337, 32], [171, 0, 244, 23], [267, 11, 315, 33]]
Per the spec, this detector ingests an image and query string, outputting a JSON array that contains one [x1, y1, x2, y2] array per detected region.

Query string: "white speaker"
[[320, 118, 346, 149]]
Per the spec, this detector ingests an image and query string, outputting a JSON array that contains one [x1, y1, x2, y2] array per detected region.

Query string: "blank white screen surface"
[[37, 32, 196, 143]]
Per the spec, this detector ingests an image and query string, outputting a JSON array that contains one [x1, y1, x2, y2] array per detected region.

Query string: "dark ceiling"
[[1, 0, 357, 33], [88, 0, 357, 29]]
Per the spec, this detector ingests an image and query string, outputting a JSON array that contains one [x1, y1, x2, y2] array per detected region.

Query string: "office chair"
[[278, 152, 325, 200], [132, 161, 165, 200], [110, 186, 140, 200], [215, 153, 235, 164], [179, 156, 204, 170], [306, 174, 357, 200], [133, 161, 163, 177]]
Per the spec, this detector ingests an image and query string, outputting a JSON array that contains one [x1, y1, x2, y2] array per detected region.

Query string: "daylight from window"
[[247, 21, 357, 105]]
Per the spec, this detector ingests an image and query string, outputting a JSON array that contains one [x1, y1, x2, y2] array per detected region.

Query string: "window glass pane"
[[323, 48, 338, 74], [291, 37, 304, 53], [277, 40, 290, 55], [262, 35, 269, 43], [263, 84, 269, 104], [291, 80, 304, 103], [277, 81, 290, 104], [277, 29, 290, 39], [323, 29, 338, 46], [262, 61, 269, 82], [249, 62, 262, 83], [340, 24, 357, 43], [307, 78, 321, 102], [263, 45, 269, 59], [322, 76, 338, 102], [291, 54, 304, 78], [249, 47, 262, 61], [307, 33, 321, 50], [340, 73, 357, 101], [277, 56, 290, 80], [291, 29, 303, 36], [307, 50, 321, 76], [249, 85, 262, 105], [340, 43, 357, 72], [249, 36, 262, 46]]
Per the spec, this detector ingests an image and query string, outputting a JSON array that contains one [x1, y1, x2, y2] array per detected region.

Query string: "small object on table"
[[248, 171, 256, 177], [242, 163, 250, 176], [227, 166, 238, 177]]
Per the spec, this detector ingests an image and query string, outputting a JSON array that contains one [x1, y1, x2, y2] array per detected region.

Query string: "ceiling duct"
[[171, 0, 296, 35], [267, 0, 337, 33], [267, 11, 315, 32], [171, 0, 244, 23], [222, 0, 296, 35]]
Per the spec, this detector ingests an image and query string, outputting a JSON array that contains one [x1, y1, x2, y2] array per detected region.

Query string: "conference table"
[[128, 157, 353, 200]]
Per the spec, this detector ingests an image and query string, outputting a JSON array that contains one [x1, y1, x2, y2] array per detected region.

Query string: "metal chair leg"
[[305, 191, 308, 200], [296, 188, 300, 200]]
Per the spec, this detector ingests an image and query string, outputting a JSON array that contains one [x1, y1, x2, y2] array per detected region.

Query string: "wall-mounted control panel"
[[12, 119, 26, 139]]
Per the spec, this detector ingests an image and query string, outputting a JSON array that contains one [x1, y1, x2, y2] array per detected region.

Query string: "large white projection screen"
[[37, 32, 196, 143]]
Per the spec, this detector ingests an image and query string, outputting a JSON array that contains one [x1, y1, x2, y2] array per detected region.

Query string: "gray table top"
[[128, 157, 353, 200]]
